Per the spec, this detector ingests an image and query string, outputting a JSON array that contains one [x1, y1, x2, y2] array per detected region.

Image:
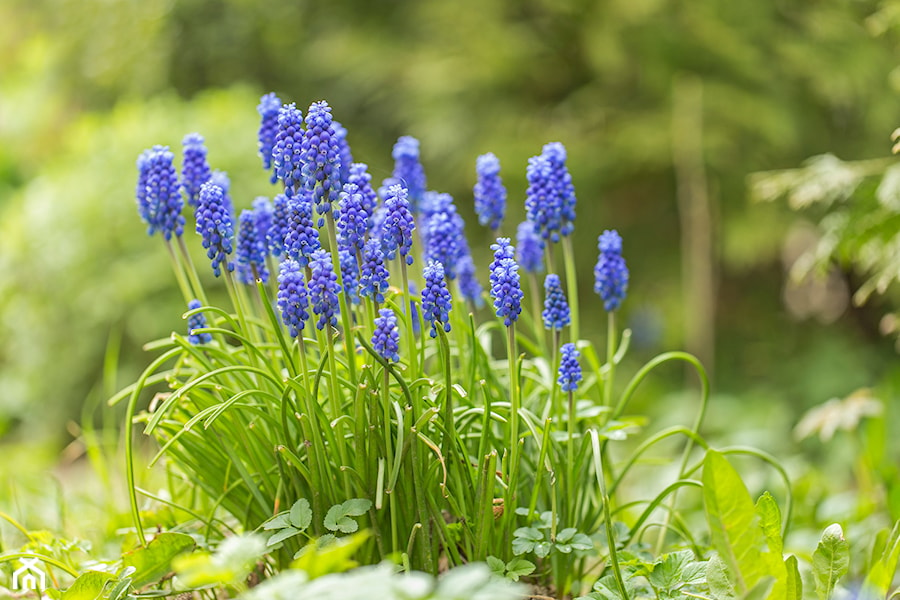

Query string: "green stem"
[[562, 236, 580, 343], [325, 213, 358, 386], [399, 260, 420, 389], [164, 238, 193, 304], [177, 234, 209, 306]]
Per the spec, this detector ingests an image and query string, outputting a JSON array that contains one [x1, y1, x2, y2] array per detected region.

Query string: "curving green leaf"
[[289, 498, 312, 530], [60, 570, 116, 600], [702, 450, 765, 595], [121, 532, 195, 588], [813, 524, 849, 600]]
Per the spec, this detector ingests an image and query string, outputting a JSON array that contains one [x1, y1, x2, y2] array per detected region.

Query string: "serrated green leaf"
[[813, 524, 849, 600], [785, 555, 802, 600], [289, 498, 312, 530], [707, 554, 738, 600], [323, 500, 370, 533], [703, 450, 766, 595], [121, 532, 195, 588], [486, 556, 506, 577], [648, 550, 696, 590], [505, 557, 535, 581], [262, 513, 291, 530], [267, 526, 301, 547], [61, 571, 116, 600]]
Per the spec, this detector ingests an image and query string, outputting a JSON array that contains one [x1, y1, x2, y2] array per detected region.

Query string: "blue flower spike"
[[195, 181, 234, 277], [302, 100, 342, 225], [277, 259, 310, 339], [308, 248, 342, 330], [542, 273, 571, 331], [186, 299, 212, 345], [489, 238, 524, 327], [272, 103, 305, 196], [140, 145, 185, 240], [594, 230, 629, 312], [557, 343, 582, 392], [372, 308, 400, 364], [422, 260, 453, 338], [236, 209, 269, 284], [257, 92, 282, 181], [380, 184, 416, 266], [516, 221, 545, 275], [392, 136, 427, 213], [181, 133, 212, 208], [474, 152, 506, 231], [359, 238, 390, 305]]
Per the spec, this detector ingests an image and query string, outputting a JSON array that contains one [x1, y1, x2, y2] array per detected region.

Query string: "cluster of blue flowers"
[[136, 94, 630, 384]]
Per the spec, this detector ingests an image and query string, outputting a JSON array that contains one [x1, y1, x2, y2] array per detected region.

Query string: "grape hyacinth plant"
[[119, 93, 756, 600]]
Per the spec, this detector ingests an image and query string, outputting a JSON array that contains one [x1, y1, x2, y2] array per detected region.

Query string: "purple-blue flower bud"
[[181, 133, 212, 208], [542, 142, 577, 237], [284, 192, 321, 268], [302, 100, 342, 224], [474, 152, 506, 231], [380, 184, 416, 266], [272, 103, 305, 197], [359, 238, 390, 304], [333, 121, 354, 185], [372, 308, 400, 363], [456, 253, 484, 308], [252, 197, 274, 252], [422, 260, 453, 338], [268, 193, 290, 257], [308, 248, 341, 330], [516, 221, 545, 275], [542, 273, 571, 330], [489, 238, 523, 327], [187, 299, 212, 345], [348, 163, 379, 229], [277, 259, 310, 338], [392, 136, 426, 213], [196, 182, 234, 277], [557, 343, 582, 392], [257, 92, 282, 180], [337, 183, 369, 257], [339, 248, 360, 305], [236, 209, 269, 284], [594, 230, 629, 311], [525, 154, 562, 243], [143, 145, 185, 240]]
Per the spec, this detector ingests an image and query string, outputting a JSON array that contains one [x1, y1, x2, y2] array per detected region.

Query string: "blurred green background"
[[1, 0, 899, 451]]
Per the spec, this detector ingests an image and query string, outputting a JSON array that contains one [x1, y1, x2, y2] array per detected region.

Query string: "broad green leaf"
[[707, 554, 737, 600], [61, 571, 116, 600], [505, 557, 535, 581], [743, 577, 775, 600], [291, 532, 368, 579], [267, 526, 301, 547], [785, 555, 802, 600], [289, 498, 312, 530], [703, 450, 765, 595], [812, 524, 849, 600], [860, 521, 900, 600], [121, 532, 195, 588], [570, 533, 594, 551], [341, 498, 372, 516], [262, 513, 291, 530]]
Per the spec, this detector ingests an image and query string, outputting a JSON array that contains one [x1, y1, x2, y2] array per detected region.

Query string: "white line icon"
[[12, 558, 47, 594]]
